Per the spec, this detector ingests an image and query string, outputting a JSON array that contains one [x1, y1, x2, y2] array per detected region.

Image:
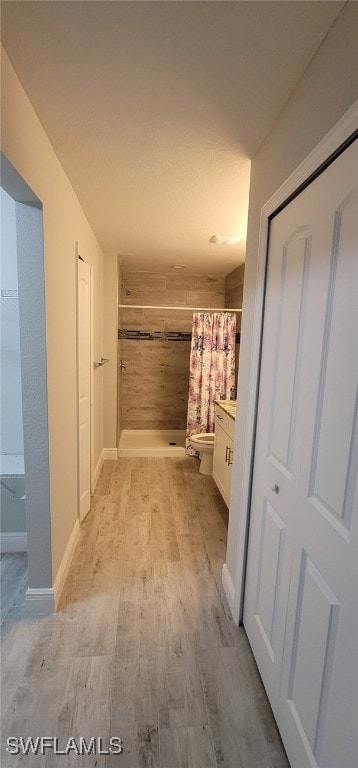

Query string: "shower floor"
[[117, 429, 186, 457]]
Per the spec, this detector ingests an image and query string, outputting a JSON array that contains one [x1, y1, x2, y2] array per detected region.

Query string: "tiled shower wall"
[[225, 264, 245, 323], [119, 271, 225, 430], [225, 264, 245, 387]]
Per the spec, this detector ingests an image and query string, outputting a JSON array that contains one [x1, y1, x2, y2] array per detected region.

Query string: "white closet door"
[[78, 258, 92, 522], [244, 140, 358, 768]]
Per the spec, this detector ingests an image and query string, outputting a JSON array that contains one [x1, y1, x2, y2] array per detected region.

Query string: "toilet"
[[189, 432, 215, 475]]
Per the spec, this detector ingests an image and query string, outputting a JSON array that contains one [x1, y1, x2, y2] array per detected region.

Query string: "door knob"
[[270, 482, 279, 494]]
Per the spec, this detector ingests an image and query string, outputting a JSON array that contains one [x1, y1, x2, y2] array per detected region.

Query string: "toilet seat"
[[191, 432, 215, 445]]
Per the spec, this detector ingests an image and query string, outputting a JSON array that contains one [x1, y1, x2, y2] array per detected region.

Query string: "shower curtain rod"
[[118, 304, 242, 312]]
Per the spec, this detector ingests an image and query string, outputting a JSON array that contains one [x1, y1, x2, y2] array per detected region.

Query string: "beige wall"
[[121, 271, 225, 429], [1, 47, 105, 581], [226, 3, 358, 593]]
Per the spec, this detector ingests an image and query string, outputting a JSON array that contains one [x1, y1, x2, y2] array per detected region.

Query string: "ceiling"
[[1, 1, 344, 275]]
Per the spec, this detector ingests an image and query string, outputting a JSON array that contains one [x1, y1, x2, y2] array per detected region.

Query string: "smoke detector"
[[209, 235, 241, 245]]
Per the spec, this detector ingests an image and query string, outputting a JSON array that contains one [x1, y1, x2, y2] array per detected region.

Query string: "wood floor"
[[1, 457, 289, 767]]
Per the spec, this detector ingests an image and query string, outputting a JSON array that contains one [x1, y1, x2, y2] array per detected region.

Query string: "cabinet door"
[[213, 421, 231, 505], [226, 439, 234, 506]]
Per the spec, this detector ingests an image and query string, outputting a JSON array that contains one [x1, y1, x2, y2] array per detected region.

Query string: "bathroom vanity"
[[213, 400, 236, 506]]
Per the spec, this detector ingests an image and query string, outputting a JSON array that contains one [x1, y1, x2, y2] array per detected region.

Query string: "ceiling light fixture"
[[209, 235, 241, 245], [171, 264, 186, 269]]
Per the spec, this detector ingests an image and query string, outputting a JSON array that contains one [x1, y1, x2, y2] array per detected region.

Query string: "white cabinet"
[[213, 404, 235, 506]]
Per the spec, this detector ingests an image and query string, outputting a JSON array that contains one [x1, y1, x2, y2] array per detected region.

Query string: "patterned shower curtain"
[[186, 311, 236, 454]]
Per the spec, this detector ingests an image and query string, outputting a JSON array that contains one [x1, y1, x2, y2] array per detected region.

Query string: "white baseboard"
[[222, 563, 238, 624], [53, 518, 80, 609], [103, 448, 118, 460], [25, 587, 55, 615], [92, 449, 104, 491], [24, 519, 80, 615], [0, 532, 28, 553]]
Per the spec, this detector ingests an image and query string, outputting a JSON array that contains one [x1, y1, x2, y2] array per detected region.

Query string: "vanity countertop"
[[215, 399, 237, 420]]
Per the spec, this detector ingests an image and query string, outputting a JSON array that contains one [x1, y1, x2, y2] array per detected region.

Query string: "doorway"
[[77, 246, 93, 521], [0, 152, 53, 613]]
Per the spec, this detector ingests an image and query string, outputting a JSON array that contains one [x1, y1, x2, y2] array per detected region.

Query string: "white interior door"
[[78, 257, 92, 522], [244, 140, 358, 768]]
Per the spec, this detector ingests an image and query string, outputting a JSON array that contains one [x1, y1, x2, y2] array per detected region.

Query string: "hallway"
[[1, 457, 289, 767]]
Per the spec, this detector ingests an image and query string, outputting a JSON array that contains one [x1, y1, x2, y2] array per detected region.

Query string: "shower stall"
[[117, 317, 191, 457], [117, 269, 243, 457]]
